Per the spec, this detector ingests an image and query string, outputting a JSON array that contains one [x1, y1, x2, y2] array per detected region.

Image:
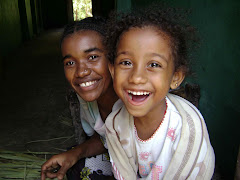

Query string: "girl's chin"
[[77, 92, 100, 102], [127, 108, 147, 118]]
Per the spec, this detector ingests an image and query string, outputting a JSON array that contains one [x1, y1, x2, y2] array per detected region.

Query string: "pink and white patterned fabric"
[[135, 97, 182, 179], [105, 93, 215, 180]]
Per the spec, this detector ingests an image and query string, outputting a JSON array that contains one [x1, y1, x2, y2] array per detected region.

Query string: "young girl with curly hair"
[[105, 5, 215, 180]]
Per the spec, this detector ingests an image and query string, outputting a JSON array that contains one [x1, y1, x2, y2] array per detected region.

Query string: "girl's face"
[[62, 30, 112, 102], [109, 27, 184, 119]]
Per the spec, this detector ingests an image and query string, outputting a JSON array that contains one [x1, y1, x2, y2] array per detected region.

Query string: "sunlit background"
[[72, 0, 92, 20]]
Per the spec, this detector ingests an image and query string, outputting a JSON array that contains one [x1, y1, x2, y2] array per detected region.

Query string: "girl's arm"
[[41, 132, 107, 180]]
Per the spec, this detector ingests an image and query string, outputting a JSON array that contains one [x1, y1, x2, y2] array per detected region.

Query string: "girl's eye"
[[120, 60, 132, 66], [148, 62, 161, 68], [65, 61, 75, 66], [89, 55, 99, 60]]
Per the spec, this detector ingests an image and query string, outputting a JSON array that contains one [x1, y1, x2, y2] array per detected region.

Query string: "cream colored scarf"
[[105, 93, 215, 180]]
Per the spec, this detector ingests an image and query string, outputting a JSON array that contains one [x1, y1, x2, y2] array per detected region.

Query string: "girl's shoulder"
[[112, 99, 123, 112], [167, 93, 202, 115]]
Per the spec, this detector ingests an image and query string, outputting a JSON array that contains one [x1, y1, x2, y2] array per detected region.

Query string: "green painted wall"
[[0, 0, 22, 55], [18, 0, 35, 40], [30, 0, 39, 35], [41, 0, 68, 29], [0, 0, 43, 79], [117, 0, 131, 12], [91, 0, 115, 18], [129, 0, 240, 178], [30, 0, 43, 35], [189, 1, 240, 178], [25, 0, 33, 38], [0, 0, 22, 78]]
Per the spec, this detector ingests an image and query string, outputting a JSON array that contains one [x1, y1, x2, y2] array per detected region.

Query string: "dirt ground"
[[0, 29, 77, 154]]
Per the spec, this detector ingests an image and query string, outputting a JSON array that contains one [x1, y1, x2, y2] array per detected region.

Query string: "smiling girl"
[[41, 17, 119, 180], [105, 6, 215, 180]]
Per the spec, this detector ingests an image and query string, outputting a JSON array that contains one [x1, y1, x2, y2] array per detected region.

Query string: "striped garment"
[[105, 93, 215, 180]]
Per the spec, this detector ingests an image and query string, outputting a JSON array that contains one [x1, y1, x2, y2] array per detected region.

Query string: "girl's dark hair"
[[105, 5, 199, 76], [60, 16, 107, 45]]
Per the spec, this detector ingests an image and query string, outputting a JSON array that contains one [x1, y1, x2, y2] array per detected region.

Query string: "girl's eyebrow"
[[84, 47, 104, 53], [62, 55, 71, 61], [116, 51, 168, 62], [151, 53, 168, 62], [62, 47, 104, 61], [116, 51, 131, 57]]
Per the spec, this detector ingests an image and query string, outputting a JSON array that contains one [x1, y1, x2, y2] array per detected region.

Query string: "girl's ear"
[[108, 63, 115, 80], [170, 69, 185, 90]]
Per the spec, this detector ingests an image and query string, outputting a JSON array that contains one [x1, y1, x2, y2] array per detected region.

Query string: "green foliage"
[[73, 0, 92, 21]]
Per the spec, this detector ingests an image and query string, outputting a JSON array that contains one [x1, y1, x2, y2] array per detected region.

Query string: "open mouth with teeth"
[[79, 80, 97, 87], [127, 90, 151, 103]]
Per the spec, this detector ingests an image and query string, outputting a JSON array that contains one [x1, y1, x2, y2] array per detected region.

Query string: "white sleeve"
[[78, 95, 95, 137]]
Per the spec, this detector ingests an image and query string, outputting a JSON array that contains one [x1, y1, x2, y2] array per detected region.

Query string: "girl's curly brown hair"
[[105, 4, 199, 76]]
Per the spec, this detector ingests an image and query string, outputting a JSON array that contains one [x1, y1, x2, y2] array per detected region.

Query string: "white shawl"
[[105, 93, 215, 180]]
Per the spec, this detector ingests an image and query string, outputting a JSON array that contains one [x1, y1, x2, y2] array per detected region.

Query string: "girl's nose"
[[75, 63, 91, 77], [129, 67, 147, 84]]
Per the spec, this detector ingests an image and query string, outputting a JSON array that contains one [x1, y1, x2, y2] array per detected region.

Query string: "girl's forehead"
[[122, 26, 169, 39], [61, 31, 105, 52], [63, 30, 102, 41], [120, 26, 171, 46], [63, 31, 103, 45], [116, 26, 174, 63], [76, 29, 102, 37]]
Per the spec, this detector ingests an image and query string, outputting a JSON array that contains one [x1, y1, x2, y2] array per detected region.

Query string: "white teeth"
[[129, 93, 133, 100], [127, 90, 150, 96], [80, 81, 96, 87]]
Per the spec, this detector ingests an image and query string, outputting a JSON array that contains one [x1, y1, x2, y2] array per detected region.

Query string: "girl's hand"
[[41, 133, 106, 180], [41, 149, 79, 180]]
